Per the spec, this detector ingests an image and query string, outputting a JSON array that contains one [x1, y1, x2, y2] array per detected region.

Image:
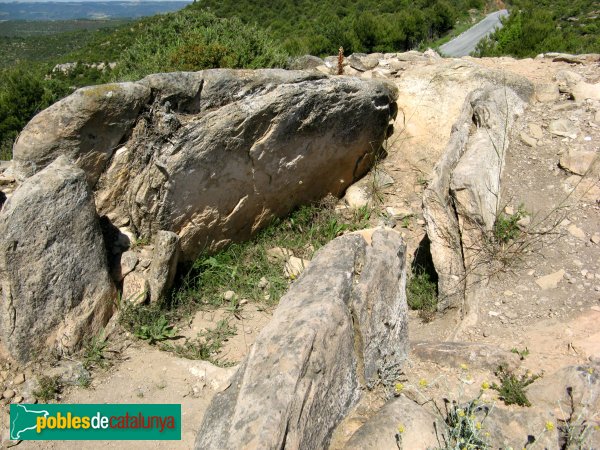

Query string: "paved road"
[[440, 9, 509, 57]]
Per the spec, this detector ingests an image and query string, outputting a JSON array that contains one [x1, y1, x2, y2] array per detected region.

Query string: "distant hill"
[[0, 1, 191, 21]]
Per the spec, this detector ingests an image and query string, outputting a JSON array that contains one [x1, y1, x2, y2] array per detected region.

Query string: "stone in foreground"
[[195, 228, 408, 449], [0, 156, 115, 362]]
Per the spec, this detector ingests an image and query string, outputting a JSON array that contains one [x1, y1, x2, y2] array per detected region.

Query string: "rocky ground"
[[1, 51, 599, 449]]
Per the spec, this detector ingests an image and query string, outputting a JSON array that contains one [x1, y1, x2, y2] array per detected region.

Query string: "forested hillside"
[[476, 0, 600, 56], [199, 0, 485, 55]]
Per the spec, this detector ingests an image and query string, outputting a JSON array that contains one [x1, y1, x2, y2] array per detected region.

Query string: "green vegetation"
[[476, 0, 600, 57], [434, 393, 491, 450], [198, 0, 485, 56], [171, 197, 371, 311], [164, 319, 237, 365], [33, 375, 61, 402], [120, 197, 372, 360], [510, 346, 530, 360], [82, 331, 110, 370], [493, 205, 527, 243], [3, 0, 595, 162], [0, 20, 129, 68], [407, 269, 438, 321], [491, 365, 541, 407], [113, 8, 287, 81], [0, 7, 287, 160], [121, 306, 179, 345]]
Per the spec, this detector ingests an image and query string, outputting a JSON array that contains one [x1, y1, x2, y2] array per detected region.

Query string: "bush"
[[0, 66, 73, 160], [476, 0, 600, 57], [407, 269, 438, 321], [113, 9, 288, 81]]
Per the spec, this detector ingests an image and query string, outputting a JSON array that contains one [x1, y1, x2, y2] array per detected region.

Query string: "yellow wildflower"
[[395, 383, 404, 393], [460, 363, 469, 370], [476, 422, 482, 430], [481, 381, 490, 390], [397, 424, 405, 433], [545, 421, 555, 431], [418, 378, 428, 387], [456, 409, 465, 417]]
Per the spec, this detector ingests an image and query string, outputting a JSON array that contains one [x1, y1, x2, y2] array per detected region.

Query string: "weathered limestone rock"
[[195, 228, 408, 449], [549, 118, 578, 139], [283, 255, 309, 280], [411, 341, 521, 371], [528, 123, 544, 139], [559, 148, 597, 175], [147, 230, 180, 303], [386, 58, 532, 188], [346, 53, 381, 71], [122, 271, 149, 305], [12, 83, 151, 184], [555, 69, 600, 101], [344, 185, 371, 209], [535, 269, 565, 290], [344, 396, 437, 450], [520, 131, 537, 147], [94, 70, 397, 261], [534, 82, 560, 103], [423, 87, 525, 311], [0, 156, 115, 362], [287, 55, 325, 71], [13, 69, 396, 264], [117, 250, 139, 281]]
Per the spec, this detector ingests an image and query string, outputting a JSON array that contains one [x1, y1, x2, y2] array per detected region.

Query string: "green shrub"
[[33, 376, 61, 402], [164, 319, 236, 365], [407, 269, 438, 321], [491, 365, 541, 407], [476, 0, 600, 57], [113, 9, 288, 81], [493, 205, 527, 243]]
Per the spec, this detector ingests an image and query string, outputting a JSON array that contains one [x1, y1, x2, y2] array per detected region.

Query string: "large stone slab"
[[195, 228, 408, 449], [12, 82, 151, 185], [0, 156, 115, 362], [93, 70, 397, 261], [423, 87, 525, 311]]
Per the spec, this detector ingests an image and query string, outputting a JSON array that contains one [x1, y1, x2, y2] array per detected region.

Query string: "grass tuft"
[[33, 375, 61, 402]]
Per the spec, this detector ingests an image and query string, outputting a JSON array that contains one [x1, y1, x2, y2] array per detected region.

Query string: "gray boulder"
[[12, 82, 151, 185], [423, 87, 524, 311], [287, 55, 325, 70], [344, 396, 438, 450], [93, 70, 397, 261], [346, 53, 382, 71], [147, 230, 180, 303], [195, 228, 409, 449], [0, 156, 115, 362]]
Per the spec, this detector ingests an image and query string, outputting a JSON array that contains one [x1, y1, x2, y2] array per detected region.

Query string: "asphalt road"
[[440, 9, 509, 57]]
